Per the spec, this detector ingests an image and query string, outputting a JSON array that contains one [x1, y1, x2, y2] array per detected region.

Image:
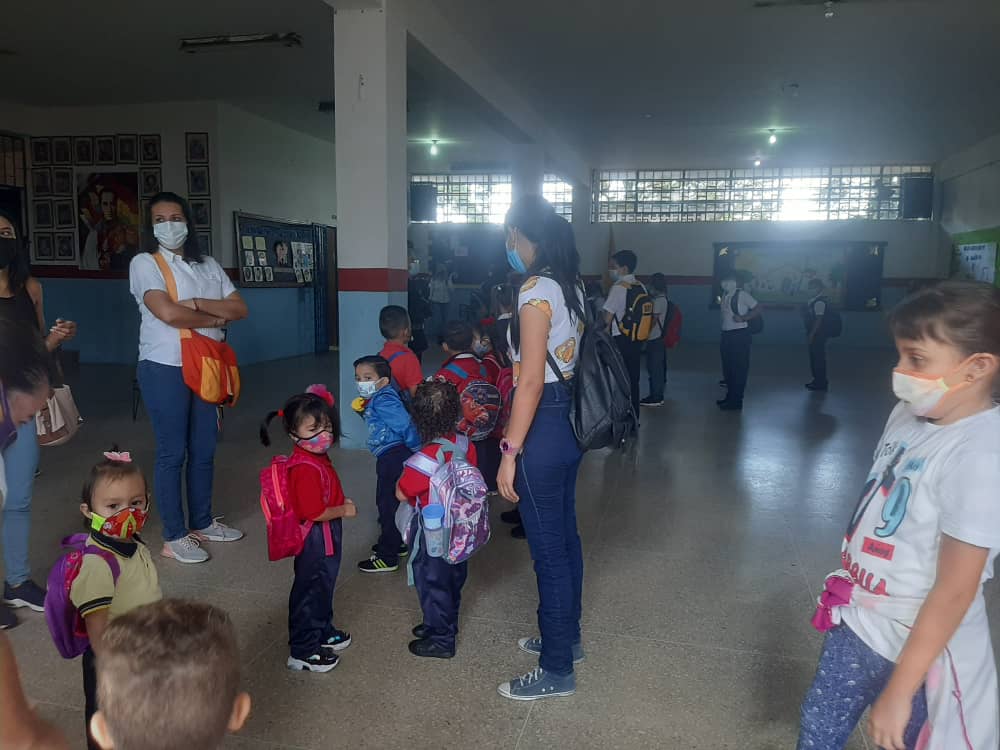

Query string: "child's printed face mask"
[[91, 505, 149, 540], [295, 430, 335, 454]]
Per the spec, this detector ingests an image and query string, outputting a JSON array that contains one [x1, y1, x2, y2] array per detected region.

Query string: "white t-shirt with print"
[[839, 403, 1000, 747], [721, 288, 757, 331], [508, 275, 584, 384], [129, 249, 236, 367]]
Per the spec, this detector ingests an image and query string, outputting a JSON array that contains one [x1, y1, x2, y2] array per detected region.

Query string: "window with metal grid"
[[595, 166, 932, 223], [543, 174, 574, 221], [410, 174, 512, 223]]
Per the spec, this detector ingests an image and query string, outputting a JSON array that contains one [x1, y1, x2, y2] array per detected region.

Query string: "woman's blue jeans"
[[515, 382, 584, 677], [2, 420, 39, 586], [137, 360, 218, 542]]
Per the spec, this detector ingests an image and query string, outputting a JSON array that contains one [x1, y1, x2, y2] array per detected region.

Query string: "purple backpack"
[[45, 534, 121, 659], [404, 436, 491, 564]]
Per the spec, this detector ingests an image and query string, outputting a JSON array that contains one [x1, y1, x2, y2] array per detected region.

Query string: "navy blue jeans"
[[137, 360, 218, 542], [289, 520, 342, 659], [798, 625, 928, 750], [720, 328, 752, 405], [646, 341, 667, 402], [410, 515, 468, 651], [515, 382, 584, 677], [375, 444, 411, 564]]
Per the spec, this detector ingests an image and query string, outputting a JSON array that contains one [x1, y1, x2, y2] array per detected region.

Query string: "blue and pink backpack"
[[403, 436, 490, 564], [45, 534, 121, 659]]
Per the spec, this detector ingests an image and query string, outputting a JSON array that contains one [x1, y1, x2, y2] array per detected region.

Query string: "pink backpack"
[[259, 454, 333, 561]]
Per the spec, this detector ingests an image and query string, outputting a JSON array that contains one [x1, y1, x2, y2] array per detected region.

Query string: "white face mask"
[[357, 379, 382, 398], [892, 363, 971, 418], [153, 221, 189, 250], [721, 279, 738, 293]]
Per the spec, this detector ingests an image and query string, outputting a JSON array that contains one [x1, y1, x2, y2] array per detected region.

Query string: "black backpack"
[[731, 290, 764, 335], [804, 297, 843, 338], [546, 304, 637, 451]]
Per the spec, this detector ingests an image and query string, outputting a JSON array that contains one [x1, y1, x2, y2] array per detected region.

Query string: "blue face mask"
[[357, 380, 381, 399], [506, 246, 527, 274]]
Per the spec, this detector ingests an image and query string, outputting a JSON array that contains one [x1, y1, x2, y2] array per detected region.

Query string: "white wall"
[[938, 133, 1000, 234], [215, 102, 337, 266]]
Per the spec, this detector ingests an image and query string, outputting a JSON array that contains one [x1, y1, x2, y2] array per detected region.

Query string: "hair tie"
[[104, 451, 132, 463], [306, 384, 336, 408], [277, 409, 284, 418]]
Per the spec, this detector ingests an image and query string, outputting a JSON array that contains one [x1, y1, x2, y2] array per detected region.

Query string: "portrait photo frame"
[[31, 168, 52, 196], [140, 134, 161, 165], [54, 199, 75, 228], [33, 200, 54, 229], [185, 132, 209, 164], [140, 168, 162, 198], [55, 232, 76, 261], [51, 137, 72, 166], [95, 136, 116, 165], [116, 134, 138, 164], [74, 137, 94, 166], [190, 198, 211, 228], [33, 233, 54, 261], [52, 168, 74, 196], [31, 137, 51, 166], [187, 166, 210, 196], [197, 231, 212, 256]]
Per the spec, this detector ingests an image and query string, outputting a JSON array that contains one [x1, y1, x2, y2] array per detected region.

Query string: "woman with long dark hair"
[[129, 192, 248, 564], [496, 195, 586, 701], [0, 210, 76, 628]]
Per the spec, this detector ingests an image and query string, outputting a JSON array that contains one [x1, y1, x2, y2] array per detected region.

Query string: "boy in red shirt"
[[378, 305, 423, 398], [395, 380, 476, 660], [435, 321, 492, 387]]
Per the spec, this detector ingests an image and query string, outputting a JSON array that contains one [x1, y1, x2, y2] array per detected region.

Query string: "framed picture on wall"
[[33, 200, 53, 229], [190, 198, 211, 228], [74, 137, 94, 166], [185, 132, 209, 164], [295, 269, 304, 284], [31, 168, 52, 196], [140, 134, 161, 164], [31, 138, 51, 165], [187, 166, 210, 196], [253, 266, 263, 283], [241, 267, 252, 283], [264, 267, 274, 282], [52, 168, 73, 196], [55, 233, 76, 261], [54, 199, 75, 228], [33, 234, 54, 261], [140, 168, 162, 198], [95, 136, 116, 165], [197, 231, 212, 256], [51, 137, 72, 165], [243, 251, 255, 267], [116, 134, 138, 164]]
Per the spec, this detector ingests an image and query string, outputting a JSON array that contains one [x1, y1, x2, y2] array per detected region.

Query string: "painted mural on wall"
[[77, 171, 140, 271]]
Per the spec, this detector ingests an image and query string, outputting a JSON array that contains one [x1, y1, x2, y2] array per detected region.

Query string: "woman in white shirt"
[[129, 193, 248, 564], [496, 195, 585, 702], [428, 264, 454, 339]]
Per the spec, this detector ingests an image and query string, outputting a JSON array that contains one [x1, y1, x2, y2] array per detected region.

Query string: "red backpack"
[[662, 300, 683, 349], [259, 454, 334, 561], [440, 357, 502, 441]]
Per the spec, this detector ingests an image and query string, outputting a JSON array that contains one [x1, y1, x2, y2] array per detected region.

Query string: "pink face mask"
[[295, 430, 334, 454]]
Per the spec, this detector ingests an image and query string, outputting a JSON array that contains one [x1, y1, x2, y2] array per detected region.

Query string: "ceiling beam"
[[324, 0, 383, 10]]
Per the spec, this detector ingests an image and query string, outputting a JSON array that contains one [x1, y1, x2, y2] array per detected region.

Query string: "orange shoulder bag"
[[153, 253, 241, 406]]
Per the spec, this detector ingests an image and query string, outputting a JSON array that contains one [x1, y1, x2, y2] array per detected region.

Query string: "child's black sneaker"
[[287, 651, 339, 673], [322, 629, 352, 653], [408, 638, 454, 659], [370, 543, 409, 558], [358, 555, 399, 573]]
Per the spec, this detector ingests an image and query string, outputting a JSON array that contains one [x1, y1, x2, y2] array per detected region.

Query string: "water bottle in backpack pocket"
[[421, 504, 448, 558]]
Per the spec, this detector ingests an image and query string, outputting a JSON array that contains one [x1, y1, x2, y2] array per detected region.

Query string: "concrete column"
[[333, 1, 408, 446], [511, 144, 544, 204]]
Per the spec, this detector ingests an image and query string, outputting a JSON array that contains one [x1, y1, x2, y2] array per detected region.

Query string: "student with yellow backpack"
[[602, 250, 654, 421]]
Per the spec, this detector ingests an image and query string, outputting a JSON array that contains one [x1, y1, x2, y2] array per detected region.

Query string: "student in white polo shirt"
[[129, 192, 249, 565], [718, 272, 761, 411], [603, 250, 644, 419]]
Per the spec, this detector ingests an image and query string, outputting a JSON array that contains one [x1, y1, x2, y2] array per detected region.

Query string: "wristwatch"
[[500, 438, 522, 456]]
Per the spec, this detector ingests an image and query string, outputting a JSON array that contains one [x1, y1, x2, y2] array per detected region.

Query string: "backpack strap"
[[152, 252, 179, 302], [445, 362, 469, 382], [387, 351, 405, 363], [406, 451, 441, 478]]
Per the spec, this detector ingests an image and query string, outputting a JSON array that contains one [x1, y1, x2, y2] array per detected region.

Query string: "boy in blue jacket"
[[353, 355, 421, 573]]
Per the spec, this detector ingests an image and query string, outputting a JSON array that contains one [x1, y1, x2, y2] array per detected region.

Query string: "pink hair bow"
[[306, 384, 336, 408], [103, 451, 132, 463], [810, 570, 854, 632]]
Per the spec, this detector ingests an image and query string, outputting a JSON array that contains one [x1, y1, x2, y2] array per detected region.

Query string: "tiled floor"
[[6, 343, 998, 748]]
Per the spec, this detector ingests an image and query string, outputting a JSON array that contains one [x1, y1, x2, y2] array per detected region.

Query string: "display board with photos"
[[234, 211, 317, 288]]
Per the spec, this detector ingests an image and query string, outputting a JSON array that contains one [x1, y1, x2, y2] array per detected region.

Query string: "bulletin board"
[[951, 226, 1000, 287], [233, 211, 316, 288], [712, 241, 886, 311]]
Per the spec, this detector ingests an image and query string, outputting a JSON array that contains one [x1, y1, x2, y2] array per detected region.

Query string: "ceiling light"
[[824, 1, 835, 19], [179, 32, 302, 54], [641, 113, 654, 120], [754, 159, 762, 167], [429, 140, 439, 156], [768, 130, 778, 145]]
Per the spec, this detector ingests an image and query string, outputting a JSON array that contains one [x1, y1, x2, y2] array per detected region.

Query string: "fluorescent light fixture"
[[768, 130, 778, 145], [754, 159, 762, 167], [179, 32, 302, 54], [429, 140, 439, 156]]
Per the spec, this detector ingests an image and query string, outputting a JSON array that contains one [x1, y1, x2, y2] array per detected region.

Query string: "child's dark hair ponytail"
[[260, 385, 340, 448]]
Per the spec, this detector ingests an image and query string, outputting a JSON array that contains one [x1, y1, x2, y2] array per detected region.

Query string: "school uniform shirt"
[[380, 342, 424, 393], [839, 403, 1000, 748], [129, 248, 236, 366], [289, 446, 346, 523], [650, 293, 668, 340], [509, 276, 584, 384], [808, 294, 827, 318], [397, 435, 478, 508], [720, 289, 757, 332], [602, 275, 636, 338], [69, 533, 161, 620], [435, 353, 488, 389]]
